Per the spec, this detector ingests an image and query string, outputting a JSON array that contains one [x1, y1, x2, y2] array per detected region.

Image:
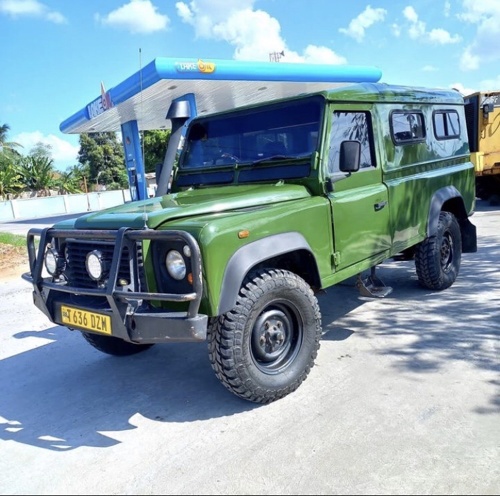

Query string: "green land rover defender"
[[23, 83, 477, 403]]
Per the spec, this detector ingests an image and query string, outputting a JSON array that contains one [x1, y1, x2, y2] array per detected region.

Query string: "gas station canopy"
[[59, 57, 382, 201], [60, 57, 383, 135]]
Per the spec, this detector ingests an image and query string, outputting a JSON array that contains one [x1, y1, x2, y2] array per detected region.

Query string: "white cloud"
[[176, 0, 255, 38], [478, 75, 500, 92], [213, 9, 285, 61], [391, 23, 401, 37], [0, 0, 66, 23], [403, 6, 418, 23], [403, 5, 461, 44], [458, 1, 500, 72], [422, 65, 438, 72], [407, 20, 426, 39], [176, 1, 193, 24], [444, 1, 451, 17], [339, 5, 387, 42], [95, 0, 169, 34], [449, 82, 476, 96], [428, 28, 461, 44], [301, 45, 347, 65], [175, 0, 346, 64], [459, 46, 479, 71], [452, 74, 500, 95], [13, 132, 80, 170], [458, 0, 500, 23], [46, 11, 65, 24]]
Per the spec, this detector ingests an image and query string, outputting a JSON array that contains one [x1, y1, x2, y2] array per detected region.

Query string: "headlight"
[[86, 250, 105, 281], [44, 247, 64, 276], [165, 250, 186, 280]]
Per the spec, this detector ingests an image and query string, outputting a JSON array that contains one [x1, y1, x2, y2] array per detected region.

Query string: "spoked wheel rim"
[[440, 230, 454, 273], [251, 301, 303, 374]]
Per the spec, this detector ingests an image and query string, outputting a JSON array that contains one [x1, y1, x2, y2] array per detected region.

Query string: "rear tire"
[[81, 331, 154, 356], [208, 269, 322, 404], [415, 211, 462, 290]]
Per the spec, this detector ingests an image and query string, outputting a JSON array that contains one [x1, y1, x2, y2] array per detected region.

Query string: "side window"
[[391, 111, 425, 144], [328, 111, 375, 174], [433, 110, 460, 139]]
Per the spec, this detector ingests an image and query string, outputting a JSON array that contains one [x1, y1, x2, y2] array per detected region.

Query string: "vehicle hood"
[[61, 184, 311, 230]]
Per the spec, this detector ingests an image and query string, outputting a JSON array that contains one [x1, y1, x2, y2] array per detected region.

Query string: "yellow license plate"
[[61, 305, 112, 335]]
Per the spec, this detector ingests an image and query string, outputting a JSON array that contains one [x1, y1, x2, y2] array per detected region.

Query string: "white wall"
[[0, 190, 132, 223]]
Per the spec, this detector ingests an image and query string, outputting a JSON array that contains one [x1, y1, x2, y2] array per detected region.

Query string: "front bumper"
[[22, 226, 208, 343]]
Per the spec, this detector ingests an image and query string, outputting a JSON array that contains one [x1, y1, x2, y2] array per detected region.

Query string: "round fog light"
[[86, 250, 104, 281], [44, 248, 62, 275]]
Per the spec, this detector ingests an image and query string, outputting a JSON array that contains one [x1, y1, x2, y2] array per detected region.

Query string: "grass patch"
[[0, 232, 26, 248]]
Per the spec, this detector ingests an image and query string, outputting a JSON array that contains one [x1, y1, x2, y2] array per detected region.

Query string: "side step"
[[356, 267, 393, 298]]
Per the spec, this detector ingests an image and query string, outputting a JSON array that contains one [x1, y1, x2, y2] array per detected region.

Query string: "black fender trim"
[[427, 186, 462, 237], [427, 186, 477, 253], [218, 232, 315, 315]]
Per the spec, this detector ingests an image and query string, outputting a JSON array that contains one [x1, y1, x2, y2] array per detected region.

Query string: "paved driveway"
[[0, 202, 499, 495], [0, 212, 88, 237]]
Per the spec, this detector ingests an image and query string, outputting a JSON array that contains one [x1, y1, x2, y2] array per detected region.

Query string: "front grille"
[[26, 227, 203, 319], [65, 239, 144, 290]]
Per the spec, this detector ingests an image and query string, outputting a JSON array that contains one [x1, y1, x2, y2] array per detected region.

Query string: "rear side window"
[[433, 110, 460, 139], [391, 111, 425, 144]]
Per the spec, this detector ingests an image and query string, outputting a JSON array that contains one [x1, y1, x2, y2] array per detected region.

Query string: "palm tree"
[[0, 124, 24, 199], [19, 155, 56, 196], [0, 123, 21, 153], [0, 123, 9, 143], [55, 168, 84, 194]]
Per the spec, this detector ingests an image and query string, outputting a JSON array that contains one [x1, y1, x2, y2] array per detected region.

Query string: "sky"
[[1, 0, 500, 171]]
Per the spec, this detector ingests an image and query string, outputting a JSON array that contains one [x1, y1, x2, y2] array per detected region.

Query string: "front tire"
[[208, 269, 322, 404], [81, 331, 154, 356], [415, 211, 462, 290]]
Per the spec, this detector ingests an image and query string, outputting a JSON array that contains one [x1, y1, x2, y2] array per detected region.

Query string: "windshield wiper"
[[250, 153, 311, 166]]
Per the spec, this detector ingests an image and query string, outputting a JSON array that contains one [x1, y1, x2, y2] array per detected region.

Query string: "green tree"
[[0, 124, 24, 198], [54, 164, 87, 195], [143, 129, 171, 173], [0, 123, 22, 153], [30, 141, 53, 159], [0, 123, 8, 142], [19, 155, 56, 196], [0, 152, 23, 199], [78, 132, 128, 190]]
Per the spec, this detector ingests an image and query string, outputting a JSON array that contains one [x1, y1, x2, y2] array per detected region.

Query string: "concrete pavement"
[[0, 212, 88, 237], [0, 201, 499, 495]]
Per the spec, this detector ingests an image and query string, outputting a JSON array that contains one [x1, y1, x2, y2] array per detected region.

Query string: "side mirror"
[[339, 140, 361, 173]]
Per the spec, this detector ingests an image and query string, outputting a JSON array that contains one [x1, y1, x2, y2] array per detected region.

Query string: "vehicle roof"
[[324, 82, 465, 104], [191, 82, 466, 122], [59, 57, 382, 134]]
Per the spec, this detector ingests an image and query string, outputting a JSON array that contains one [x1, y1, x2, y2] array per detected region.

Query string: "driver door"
[[326, 106, 391, 272]]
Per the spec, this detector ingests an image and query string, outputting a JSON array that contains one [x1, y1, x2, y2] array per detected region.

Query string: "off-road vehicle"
[[23, 82, 477, 403]]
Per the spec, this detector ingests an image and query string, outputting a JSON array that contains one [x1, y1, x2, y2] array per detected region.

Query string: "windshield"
[[180, 95, 324, 170]]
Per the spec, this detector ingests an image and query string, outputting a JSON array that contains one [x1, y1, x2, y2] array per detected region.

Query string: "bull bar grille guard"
[[22, 226, 204, 320]]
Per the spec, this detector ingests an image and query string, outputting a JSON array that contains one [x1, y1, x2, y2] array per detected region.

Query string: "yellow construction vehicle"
[[464, 90, 500, 203]]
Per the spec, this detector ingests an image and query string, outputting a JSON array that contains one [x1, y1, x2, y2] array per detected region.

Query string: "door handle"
[[374, 201, 387, 211]]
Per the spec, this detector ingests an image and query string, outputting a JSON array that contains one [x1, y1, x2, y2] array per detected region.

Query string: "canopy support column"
[[121, 120, 148, 201]]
